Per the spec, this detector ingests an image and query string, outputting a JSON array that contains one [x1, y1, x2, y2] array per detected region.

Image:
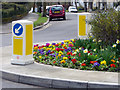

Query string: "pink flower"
[[68, 44, 73, 47], [46, 43, 50, 47]]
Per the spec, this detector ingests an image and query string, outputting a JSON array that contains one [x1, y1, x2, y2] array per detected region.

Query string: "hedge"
[[2, 2, 31, 23]]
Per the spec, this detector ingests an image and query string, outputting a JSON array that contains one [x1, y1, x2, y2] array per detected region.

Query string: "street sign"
[[13, 23, 23, 36], [11, 20, 34, 65]]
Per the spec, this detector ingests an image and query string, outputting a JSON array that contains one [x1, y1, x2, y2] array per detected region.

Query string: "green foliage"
[[2, 2, 32, 23], [34, 13, 48, 27], [89, 10, 120, 45]]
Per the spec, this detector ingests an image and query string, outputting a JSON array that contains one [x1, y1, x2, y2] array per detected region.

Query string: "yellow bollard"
[[11, 20, 34, 65]]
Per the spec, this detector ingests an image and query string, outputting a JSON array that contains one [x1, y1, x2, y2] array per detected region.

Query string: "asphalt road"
[[2, 78, 41, 88], [0, 13, 78, 47]]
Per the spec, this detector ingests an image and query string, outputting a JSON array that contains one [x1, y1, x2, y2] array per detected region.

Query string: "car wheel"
[[63, 16, 66, 20], [49, 17, 52, 21]]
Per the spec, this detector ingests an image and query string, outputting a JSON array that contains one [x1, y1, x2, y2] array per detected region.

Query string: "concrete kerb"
[[1, 70, 119, 89]]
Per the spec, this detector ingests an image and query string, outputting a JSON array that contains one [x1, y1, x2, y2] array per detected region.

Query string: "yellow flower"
[[60, 60, 66, 63], [98, 40, 102, 42], [101, 49, 104, 51], [116, 61, 119, 64], [116, 39, 120, 44], [58, 54, 61, 57], [52, 45, 55, 48], [113, 56, 115, 58], [93, 39, 96, 42], [39, 56, 42, 59], [75, 49, 79, 52], [53, 48, 55, 51], [34, 46, 38, 49], [112, 44, 116, 48], [111, 59, 115, 63], [46, 48, 50, 50], [62, 44, 66, 47], [83, 49, 88, 53], [89, 35, 92, 38], [69, 42, 73, 44], [64, 40, 69, 43], [59, 42, 61, 44], [71, 39, 74, 42], [63, 57, 68, 60], [93, 49, 96, 51], [43, 47, 46, 50], [79, 47, 82, 50], [49, 44, 52, 47], [59, 51, 63, 55], [100, 60, 106, 65]]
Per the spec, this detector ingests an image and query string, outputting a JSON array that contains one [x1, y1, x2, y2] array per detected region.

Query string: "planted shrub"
[[2, 2, 32, 23], [89, 10, 120, 45]]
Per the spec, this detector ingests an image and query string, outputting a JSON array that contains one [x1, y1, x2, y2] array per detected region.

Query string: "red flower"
[[50, 51, 54, 54], [90, 53, 93, 55], [53, 61, 56, 64], [67, 52, 72, 55], [61, 44, 63, 46], [55, 48, 60, 51], [79, 53, 81, 57], [55, 44, 59, 47], [72, 54, 76, 56], [90, 61, 97, 64], [110, 64, 116, 68], [42, 45, 45, 47], [64, 47, 67, 49], [68, 44, 73, 47], [88, 51, 90, 53], [71, 59, 77, 64], [68, 56, 70, 59], [81, 63, 86, 66], [60, 48, 64, 51], [118, 57, 120, 60]]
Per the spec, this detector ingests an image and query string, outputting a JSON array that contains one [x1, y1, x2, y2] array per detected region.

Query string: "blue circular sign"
[[13, 23, 23, 36]]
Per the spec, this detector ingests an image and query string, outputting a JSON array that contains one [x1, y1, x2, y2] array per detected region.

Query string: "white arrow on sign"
[[15, 26, 21, 34]]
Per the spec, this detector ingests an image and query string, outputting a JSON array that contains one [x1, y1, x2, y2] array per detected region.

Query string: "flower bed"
[[33, 37, 120, 72]]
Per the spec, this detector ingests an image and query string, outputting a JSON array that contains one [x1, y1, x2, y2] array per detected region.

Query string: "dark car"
[[49, 5, 66, 21]]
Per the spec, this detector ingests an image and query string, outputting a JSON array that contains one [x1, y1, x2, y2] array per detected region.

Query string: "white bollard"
[[11, 20, 34, 65], [78, 12, 93, 39]]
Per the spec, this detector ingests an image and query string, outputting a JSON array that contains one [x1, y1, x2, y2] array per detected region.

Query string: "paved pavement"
[[0, 13, 39, 34], [1, 41, 119, 89]]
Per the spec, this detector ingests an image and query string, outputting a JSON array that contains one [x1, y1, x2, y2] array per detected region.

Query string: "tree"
[[42, 1, 46, 17], [75, 0, 77, 9], [88, 0, 93, 11], [84, 2, 87, 12]]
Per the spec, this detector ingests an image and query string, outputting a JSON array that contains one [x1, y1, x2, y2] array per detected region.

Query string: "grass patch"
[[78, 10, 85, 13], [34, 13, 48, 27]]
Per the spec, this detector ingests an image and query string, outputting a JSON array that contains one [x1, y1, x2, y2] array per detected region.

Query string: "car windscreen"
[[71, 8, 76, 9], [51, 6, 63, 11]]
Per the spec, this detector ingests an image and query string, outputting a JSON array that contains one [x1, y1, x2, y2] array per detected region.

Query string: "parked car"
[[49, 5, 66, 21], [68, 6, 78, 13]]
